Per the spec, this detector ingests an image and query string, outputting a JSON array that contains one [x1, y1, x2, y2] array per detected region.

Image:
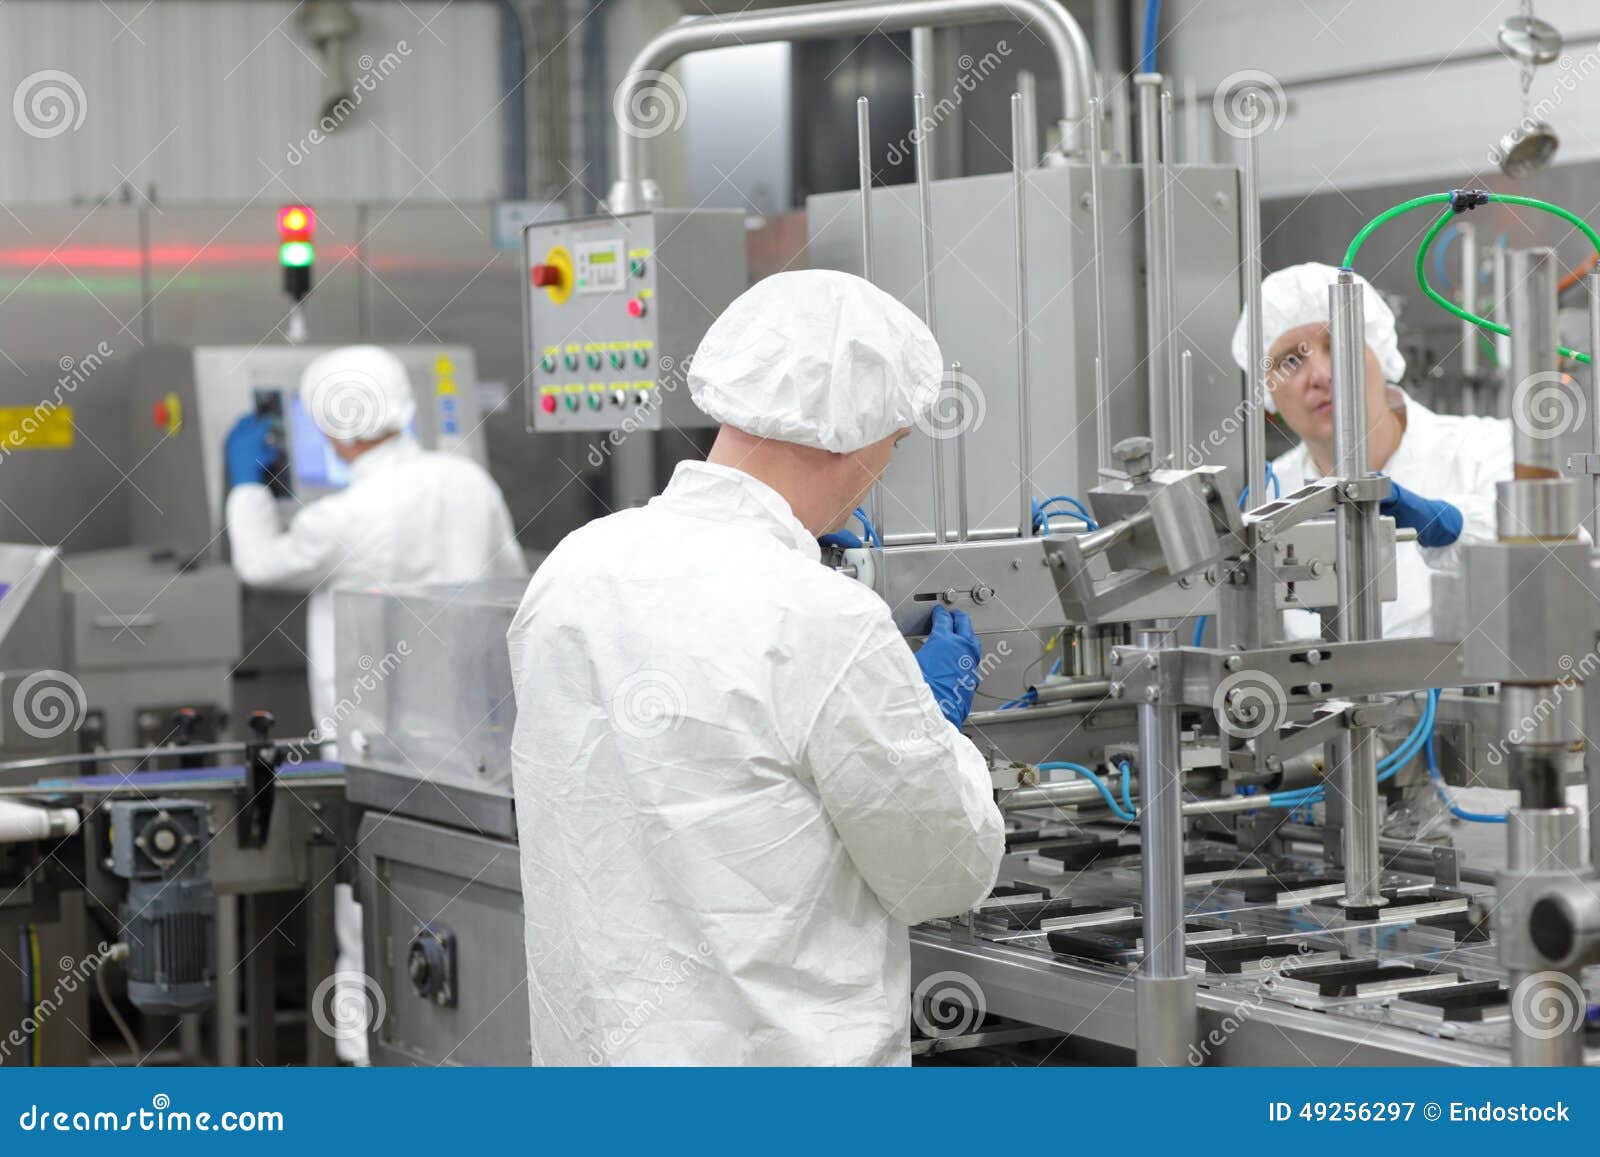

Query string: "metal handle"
[[92, 614, 160, 630]]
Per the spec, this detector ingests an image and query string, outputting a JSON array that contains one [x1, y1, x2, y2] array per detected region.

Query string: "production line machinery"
[[321, 0, 1600, 1067], [0, 714, 349, 1067]]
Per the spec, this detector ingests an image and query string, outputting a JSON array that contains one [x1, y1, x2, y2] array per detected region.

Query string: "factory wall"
[[0, 1, 513, 203], [1160, 0, 1600, 198]]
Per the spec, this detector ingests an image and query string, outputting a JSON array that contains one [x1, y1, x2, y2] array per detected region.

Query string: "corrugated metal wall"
[[1, 0, 505, 203]]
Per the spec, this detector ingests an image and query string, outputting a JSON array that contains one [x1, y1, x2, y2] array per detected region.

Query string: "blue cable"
[[1423, 691, 1506, 823], [1033, 495, 1098, 532], [1236, 462, 1282, 510], [852, 506, 882, 548], [1139, 0, 1161, 74], [998, 688, 1038, 711], [1119, 758, 1136, 817], [1191, 616, 1208, 647], [1038, 761, 1137, 823], [1266, 689, 1438, 809]]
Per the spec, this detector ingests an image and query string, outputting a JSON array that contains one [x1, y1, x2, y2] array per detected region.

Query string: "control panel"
[[522, 209, 746, 433]]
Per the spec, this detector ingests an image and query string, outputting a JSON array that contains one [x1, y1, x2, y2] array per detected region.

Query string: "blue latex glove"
[[818, 527, 864, 551], [914, 605, 982, 727], [225, 414, 275, 489], [1380, 480, 1463, 548]]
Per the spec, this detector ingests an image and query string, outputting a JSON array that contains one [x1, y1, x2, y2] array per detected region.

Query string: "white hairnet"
[[1230, 262, 1406, 413], [687, 270, 944, 453], [300, 345, 417, 442]]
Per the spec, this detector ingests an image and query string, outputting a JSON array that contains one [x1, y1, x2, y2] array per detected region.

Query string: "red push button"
[[531, 264, 562, 288], [539, 395, 558, 414], [626, 297, 647, 318], [152, 401, 169, 428]]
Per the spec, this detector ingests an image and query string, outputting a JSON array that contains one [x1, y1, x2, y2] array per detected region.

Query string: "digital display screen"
[[288, 396, 351, 490], [588, 251, 616, 264]]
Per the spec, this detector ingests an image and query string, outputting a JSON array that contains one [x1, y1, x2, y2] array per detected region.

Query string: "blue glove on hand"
[[914, 605, 982, 728], [1380, 480, 1463, 548], [818, 528, 864, 551], [225, 414, 275, 490]]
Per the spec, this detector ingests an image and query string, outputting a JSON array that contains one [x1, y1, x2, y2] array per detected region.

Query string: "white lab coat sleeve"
[[225, 483, 344, 590], [1417, 417, 1513, 571], [801, 621, 1005, 926]]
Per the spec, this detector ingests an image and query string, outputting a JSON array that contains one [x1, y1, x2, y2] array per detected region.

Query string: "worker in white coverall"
[[225, 344, 526, 1063], [1231, 263, 1512, 639], [507, 270, 1005, 1066]]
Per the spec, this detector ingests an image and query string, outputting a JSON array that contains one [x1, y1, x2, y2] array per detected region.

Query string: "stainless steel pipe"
[[1012, 92, 1036, 537], [1135, 74, 1172, 464], [608, 0, 1096, 211], [1328, 271, 1384, 912]]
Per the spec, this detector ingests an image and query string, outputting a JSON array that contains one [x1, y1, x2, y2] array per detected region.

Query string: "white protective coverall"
[[507, 462, 1004, 1065], [226, 350, 526, 1064], [506, 269, 1005, 1066], [1275, 392, 1511, 639]]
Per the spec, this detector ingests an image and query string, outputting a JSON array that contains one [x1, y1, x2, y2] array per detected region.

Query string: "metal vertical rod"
[[1493, 243, 1512, 384], [953, 360, 969, 541], [1018, 69, 1039, 166], [913, 91, 947, 544], [911, 29, 938, 174], [1135, 74, 1171, 463], [1087, 94, 1112, 476], [1159, 88, 1181, 467], [856, 98, 874, 283], [1509, 249, 1561, 476], [1111, 74, 1131, 162], [1135, 627, 1196, 1066], [1329, 271, 1384, 911], [1177, 350, 1194, 466], [857, 95, 885, 541], [1182, 75, 1199, 163], [1588, 273, 1600, 543], [1461, 221, 1479, 380], [1241, 91, 1267, 508], [215, 894, 240, 1066], [1012, 93, 1035, 537]]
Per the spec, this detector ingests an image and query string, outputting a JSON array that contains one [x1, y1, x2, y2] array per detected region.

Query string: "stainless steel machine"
[[334, 0, 1600, 1069], [336, 580, 530, 1065], [66, 344, 492, 750]]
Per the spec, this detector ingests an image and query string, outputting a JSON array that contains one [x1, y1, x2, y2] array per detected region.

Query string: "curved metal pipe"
[[607, 0, 1095, 212]]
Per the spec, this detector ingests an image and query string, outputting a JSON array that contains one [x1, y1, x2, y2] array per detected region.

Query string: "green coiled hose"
[[1341, 191, 1600, 366]]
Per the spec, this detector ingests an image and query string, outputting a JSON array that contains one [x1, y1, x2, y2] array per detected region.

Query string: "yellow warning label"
[[0, 405, 73, 450]]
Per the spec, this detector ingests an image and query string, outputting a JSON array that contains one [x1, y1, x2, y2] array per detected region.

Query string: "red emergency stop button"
[[627, 297, 647, 318], [539, 394, 558, 414], [531, 264, 564, 288], [152, 400, 169, 428]]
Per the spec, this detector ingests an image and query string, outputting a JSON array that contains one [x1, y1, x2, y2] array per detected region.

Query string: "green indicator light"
[[279, 241, 315, 268]]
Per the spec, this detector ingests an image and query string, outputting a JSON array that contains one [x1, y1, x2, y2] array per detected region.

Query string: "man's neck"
[[1306, 401, 1405, 476]]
